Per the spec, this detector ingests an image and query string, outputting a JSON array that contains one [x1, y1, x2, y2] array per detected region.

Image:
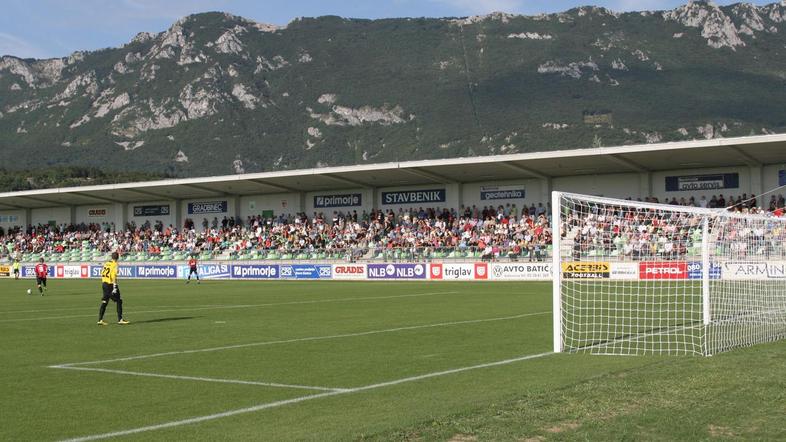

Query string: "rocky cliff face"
[[2, 3, 786, 177]]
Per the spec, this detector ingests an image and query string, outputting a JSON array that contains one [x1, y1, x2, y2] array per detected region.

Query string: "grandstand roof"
[[2, 133, 786, 210]]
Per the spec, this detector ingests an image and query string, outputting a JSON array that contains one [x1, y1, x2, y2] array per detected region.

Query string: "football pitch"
[[2, 279, 786, 441]]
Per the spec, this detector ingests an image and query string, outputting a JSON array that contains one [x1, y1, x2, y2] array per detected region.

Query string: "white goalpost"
[[552, 191, 786, 356]]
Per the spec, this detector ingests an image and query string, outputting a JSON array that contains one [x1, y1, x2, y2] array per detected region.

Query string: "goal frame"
[[550, 190, 772, 355]]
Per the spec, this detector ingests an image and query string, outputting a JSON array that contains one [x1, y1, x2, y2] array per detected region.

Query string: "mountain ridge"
[[2, 1, 786, 184]]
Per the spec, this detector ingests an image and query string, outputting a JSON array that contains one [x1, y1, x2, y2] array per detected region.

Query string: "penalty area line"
[[49, 366, 346, 392], [54, 311, 549, 367], [57, 351, 554, 442], [0, 291, 459, 323]]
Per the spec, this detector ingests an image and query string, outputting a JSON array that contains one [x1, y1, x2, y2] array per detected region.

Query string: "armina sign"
[[381, 189, 445, 205], [188, 201, 228, 215], [314, 194, 362, 208]]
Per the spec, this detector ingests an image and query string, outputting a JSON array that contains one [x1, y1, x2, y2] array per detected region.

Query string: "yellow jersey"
[[101, 260, 118, 284], [12, 262, 20, 270]]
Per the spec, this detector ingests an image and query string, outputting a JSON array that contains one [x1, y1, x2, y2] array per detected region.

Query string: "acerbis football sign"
[[561, 262, 610, 279]]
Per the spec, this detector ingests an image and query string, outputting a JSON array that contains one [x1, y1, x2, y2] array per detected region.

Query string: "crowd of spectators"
[[1, 202, 552, 262], [1, 192, 784, 262]]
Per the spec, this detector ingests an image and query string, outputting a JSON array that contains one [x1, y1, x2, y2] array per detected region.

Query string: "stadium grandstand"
[[2, 133, 786, 264]]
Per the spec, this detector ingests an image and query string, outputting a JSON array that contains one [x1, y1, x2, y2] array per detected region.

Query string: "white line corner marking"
[[52, 311, 551, 442]]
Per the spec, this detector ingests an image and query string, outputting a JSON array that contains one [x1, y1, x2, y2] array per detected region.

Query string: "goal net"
[[552, 191, 786, 356]]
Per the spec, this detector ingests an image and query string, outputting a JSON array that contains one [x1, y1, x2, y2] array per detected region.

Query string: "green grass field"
[[2, 279, 786, 441]]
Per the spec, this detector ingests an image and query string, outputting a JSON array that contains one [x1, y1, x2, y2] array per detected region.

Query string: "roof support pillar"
[[457, 182, 464, 212], [25, 208, 32, 230], [541, 178, 553, 210], [299, 192, 306, 214], [118, 203, 128, 232], [175, 199, 183, 231], [750, 165, 764, 203], [371, 187, 379, 213], [232, 195, 241, 225], [70, 206, 76, 225], [640, 172, 652, 200]]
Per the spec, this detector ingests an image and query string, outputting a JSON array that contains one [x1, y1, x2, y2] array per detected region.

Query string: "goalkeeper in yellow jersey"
[[98, 252, 129, 325]]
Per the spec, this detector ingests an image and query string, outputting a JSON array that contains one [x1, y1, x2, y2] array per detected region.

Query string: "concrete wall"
[[239, 193, 300, 219], [0, 210, 24, 231], [31, 207, 70, 226], [553, 173, 641, 199]]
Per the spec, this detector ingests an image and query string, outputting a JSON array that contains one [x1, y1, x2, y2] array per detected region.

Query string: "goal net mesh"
[[553, 192, 786, 356]]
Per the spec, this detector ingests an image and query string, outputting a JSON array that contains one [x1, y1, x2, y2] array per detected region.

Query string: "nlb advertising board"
[[367, 263, 427, 279]]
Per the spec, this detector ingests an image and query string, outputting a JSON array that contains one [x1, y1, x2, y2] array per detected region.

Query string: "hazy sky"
[[0, 0, 776, 59]]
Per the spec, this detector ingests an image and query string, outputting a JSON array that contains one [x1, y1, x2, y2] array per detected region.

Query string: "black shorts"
[[13, 268, 19, 274], [189, 266, 198, 274], [36, 276, 47, 286], [101, 282, 121, 302]]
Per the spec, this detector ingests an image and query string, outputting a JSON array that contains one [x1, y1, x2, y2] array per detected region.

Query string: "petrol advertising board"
[[231, 264, 279, 279], [561, 262, 610, 279], [430, 263, 488, 280], [639, 262, 688, 280], [367, 263, 427, 279], [490, 263, 551, 280], [279, 264, 332, 279], [332, 264, 366, 280]]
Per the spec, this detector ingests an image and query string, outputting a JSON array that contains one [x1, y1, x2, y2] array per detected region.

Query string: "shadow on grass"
[[133, 316, 199, 324]]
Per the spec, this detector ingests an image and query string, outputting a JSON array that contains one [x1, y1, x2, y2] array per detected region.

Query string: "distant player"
[[98, 252, 129, 325], [12, 259, 20, 280], [186, 256, 200, 284], [34, 258, 48, 295]]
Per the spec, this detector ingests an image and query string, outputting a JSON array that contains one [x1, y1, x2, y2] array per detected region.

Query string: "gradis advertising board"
[[332, 264, 366, 280]]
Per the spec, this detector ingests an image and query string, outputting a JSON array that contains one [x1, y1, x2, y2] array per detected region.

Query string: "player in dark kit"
[[98, 252, 129, 325], [186, 256, 200, 284], [34, 258, 48, 295]]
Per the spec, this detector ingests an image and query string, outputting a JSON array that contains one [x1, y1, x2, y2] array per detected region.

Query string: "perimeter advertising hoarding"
[[332, 264, 366, 280], [279, 264, 332, 279], [367, 263, 427, 279], [177, 263, 231, 279], [561, 262, 610, 279], [231, 264, 279, 279], [490, 263, 551, 280], [639, 262, 688, 280], [55, 264, 90, 278], [429, 263, 488, 280], [722, 261, 786, 280]]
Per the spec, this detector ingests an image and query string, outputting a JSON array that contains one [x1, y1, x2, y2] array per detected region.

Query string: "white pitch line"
[[58, 351, 554, 442], [0, 291, 459, 323], [51, 366, 346, 392], [55, 311, 549, 367]]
